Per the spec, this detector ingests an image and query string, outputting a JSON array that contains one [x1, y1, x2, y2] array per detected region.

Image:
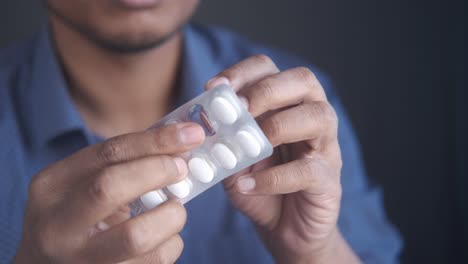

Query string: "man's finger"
[[92, 122, 205, 167], [235, 158, 339, 196], [58, 155, 187, 232], [260, 102, 338, 147], [239, 67, 327, 117], [128, 235, 184, 264], [81, 201, 186, 263], [36, 122, 204, 192], [206, 54, 279, 92]]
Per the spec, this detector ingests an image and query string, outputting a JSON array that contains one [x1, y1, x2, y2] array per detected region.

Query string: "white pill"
[[189, 157, 215, 183], [235, 130, 262, 157], [140, 190, 167, 210], [211, 143, 237, 169], [167, 180, 191, 199], [210, 97, 238, 124]]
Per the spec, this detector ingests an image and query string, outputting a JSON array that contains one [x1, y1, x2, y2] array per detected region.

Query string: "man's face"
[[46, 0, 199, 53]]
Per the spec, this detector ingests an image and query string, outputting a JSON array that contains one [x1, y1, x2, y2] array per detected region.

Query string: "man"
[[0, 0, 401, 263]]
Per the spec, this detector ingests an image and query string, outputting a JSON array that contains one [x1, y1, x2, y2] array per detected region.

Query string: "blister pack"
[[130, 84, 273, 215]]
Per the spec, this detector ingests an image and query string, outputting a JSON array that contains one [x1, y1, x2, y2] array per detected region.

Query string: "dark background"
[[1, 0, 466, 263]]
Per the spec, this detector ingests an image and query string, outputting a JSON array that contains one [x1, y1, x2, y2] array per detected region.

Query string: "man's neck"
[[50, 17, 182, 138]]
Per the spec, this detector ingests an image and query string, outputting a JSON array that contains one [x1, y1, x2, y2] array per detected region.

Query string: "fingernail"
[[238, 96, 249, 110], [206, 76, 230, 89], [173, 157, 188, 176], [178, 124, 204, 145], [237, 176, 256, 193]]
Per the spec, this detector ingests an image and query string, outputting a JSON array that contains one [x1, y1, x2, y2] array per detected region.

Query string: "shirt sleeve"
[[326, 82, 403, 263]]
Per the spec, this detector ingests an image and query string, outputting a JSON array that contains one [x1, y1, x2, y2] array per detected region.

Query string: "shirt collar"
[[22, 23, 221, 148], [22, 26, 86, 148]]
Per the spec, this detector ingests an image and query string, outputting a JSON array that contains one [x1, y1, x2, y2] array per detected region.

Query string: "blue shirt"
[[0, 23, 401, 263]]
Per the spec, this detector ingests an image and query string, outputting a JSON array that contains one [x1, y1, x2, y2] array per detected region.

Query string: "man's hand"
[[207, 55, 361, 264], [13, 123, 205, 264]]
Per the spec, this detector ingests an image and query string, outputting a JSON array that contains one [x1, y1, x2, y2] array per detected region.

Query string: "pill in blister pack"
[[130, 84, 273, 215]]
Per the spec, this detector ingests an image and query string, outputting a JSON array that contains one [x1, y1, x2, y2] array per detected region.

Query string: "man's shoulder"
[[190, 23, 334, 93]]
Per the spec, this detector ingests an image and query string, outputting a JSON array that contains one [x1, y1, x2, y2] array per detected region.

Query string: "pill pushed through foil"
[[140, 190, 167, 210], [189, 157, 215, 183], [130, 84, 273, 215], [167, 179, 192, 199]]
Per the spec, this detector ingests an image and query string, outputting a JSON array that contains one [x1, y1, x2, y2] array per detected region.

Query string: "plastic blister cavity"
[[130, 84, 273, 215]]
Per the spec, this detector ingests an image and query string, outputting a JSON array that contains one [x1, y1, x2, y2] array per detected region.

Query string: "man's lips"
[[115, 0, 162, 9]]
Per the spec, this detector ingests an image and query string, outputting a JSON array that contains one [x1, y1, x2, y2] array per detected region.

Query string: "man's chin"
[[89, 31, 177, 54], [47, 1, 181, 55]]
